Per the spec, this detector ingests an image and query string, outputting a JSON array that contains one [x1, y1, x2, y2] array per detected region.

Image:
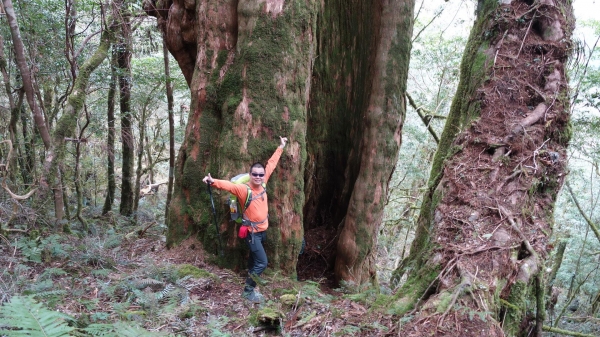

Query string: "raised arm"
[[264, 136, 287, 182]]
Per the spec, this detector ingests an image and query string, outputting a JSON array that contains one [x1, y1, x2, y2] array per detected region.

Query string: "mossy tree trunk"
[[1, 33, 20, 184], [45, 23, 114, 223], [393, 1, 574, 336], [103, 50, 118, 215], [146, 0, 316, 273], [146, 0, 415, 281], [118, 5, 135, 217]]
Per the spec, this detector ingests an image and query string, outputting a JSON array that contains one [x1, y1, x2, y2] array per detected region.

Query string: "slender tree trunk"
[[395, 1, 574, 335], [19, 92, 34, 185], [3, 0, 57, 213], [133, 103, 148, 220], [164, 38, 175, 220], [117, 8, 134, 217], [2, 0, 52, 150], [47, 23, 113, 222], [1, 34, 19, 183], [61, 170, 70, 221], [73, 106, 90, 231], [546, 240, 567, 293], [102, 50, 117, 215]]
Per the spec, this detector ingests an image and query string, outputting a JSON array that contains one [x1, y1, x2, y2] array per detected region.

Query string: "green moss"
[[389, 264, 440, 315], [280, 294, 300, 306], [436, 292, 454, 313], [502, 281, 530, 336], [250, 306, 284, 327], [177, 264, 218, 281]]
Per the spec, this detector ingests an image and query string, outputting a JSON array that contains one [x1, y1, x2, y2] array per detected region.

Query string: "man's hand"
[[279, 136, 288, 148], [203, 173, 214, 185]]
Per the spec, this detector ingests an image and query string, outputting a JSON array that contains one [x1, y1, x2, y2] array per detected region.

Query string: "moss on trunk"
[[46, 26, 113, 221], [155, 0, 316, 274], [395, 0, 575, 335]]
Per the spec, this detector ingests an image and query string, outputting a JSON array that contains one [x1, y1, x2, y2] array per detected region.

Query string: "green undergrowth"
[[0, 207, 399, 335]]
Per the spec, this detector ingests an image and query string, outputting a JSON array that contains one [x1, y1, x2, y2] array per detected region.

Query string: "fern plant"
[[0, 295, 74, 336], [80, 321, 166, 336]]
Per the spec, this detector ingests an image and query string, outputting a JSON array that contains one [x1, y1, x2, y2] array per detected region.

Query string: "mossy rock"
[[280, 293, 303, 307], [176, 264, 219, 282], [256, 307, 284, 326]]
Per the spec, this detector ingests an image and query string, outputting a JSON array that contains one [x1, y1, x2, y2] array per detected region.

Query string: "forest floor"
[[0, 206, 397, 336], [1, 204, 599, 336]]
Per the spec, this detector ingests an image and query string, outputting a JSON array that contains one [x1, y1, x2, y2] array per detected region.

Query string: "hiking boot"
[[242, 289, 265, 304]]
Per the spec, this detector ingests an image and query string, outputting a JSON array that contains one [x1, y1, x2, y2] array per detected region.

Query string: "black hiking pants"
[[244, 230, 267, 290]]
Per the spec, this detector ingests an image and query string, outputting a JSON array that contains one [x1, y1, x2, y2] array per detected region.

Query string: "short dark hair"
[[250, 162, 265, 172]]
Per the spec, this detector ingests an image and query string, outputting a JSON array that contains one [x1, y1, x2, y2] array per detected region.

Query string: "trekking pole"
[[207, 183, 224, 256]]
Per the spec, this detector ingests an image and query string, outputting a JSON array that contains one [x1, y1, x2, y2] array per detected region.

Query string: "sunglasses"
[[251, 173, 265, 177]]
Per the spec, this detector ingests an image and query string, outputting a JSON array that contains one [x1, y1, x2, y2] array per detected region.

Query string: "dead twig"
[[516, 11, 536, 59]]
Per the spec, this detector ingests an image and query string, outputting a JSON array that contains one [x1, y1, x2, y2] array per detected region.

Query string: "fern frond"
[[34, 289, 67, 299], [156, 284, 175, 301], [39, 268, 67, 281], [131, 278, 164, 290], [82, 322, 166, 336], [176, 275, 192, 285], [179, 292, 190, 306], [0, 295, 74, 336]]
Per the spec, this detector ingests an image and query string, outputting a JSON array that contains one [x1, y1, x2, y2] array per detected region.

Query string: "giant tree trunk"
[[394, 1, 574, 336], [146, 0, 414, 281], [146, 0, 316, 273], [329, 0, 414, 285]]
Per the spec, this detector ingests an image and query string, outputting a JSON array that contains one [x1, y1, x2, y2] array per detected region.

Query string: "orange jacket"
[[212, 147, 283, 232]]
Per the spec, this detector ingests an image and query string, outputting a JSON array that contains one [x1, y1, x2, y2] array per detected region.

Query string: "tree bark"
[[146, 0, 316, 272], [46, 23, 114, 222], [2, 0, 52, 151], [117, 5, 134, 217], [146, 0, 415, 281], [164, 38, 175, 221], [0, 33, 19, 183], [2, 0, 55, 211], [102, 50, 117, 215], [395, 1, 574, 336], [331, 0, 415, 285]]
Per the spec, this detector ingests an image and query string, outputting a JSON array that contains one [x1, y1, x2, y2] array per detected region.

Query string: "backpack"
[[227, 173, 267, 224]]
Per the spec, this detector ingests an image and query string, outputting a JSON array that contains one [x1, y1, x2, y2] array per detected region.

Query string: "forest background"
[[0, 0, 600, 336]]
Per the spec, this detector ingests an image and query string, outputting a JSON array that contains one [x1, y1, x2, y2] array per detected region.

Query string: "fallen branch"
[[542, 325, 597, 337], [140, 181, 167, 197]]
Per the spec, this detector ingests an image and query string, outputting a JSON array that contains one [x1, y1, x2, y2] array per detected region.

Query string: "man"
[[202, 136, 288, 303]]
